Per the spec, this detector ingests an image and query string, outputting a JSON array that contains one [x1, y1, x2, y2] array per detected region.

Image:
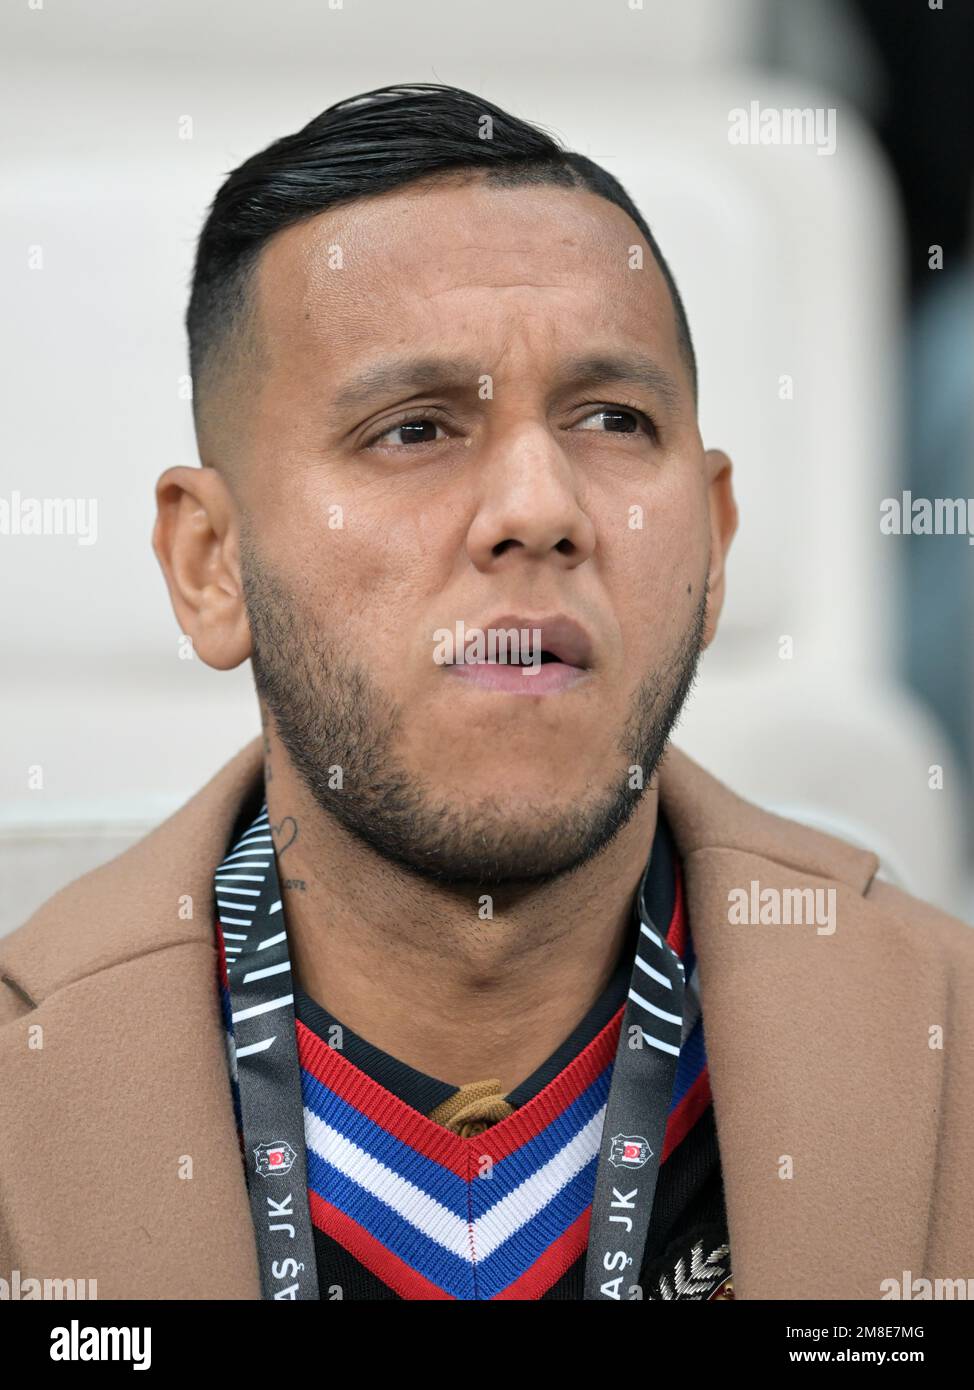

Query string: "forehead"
[[253, 176, 684, 384]]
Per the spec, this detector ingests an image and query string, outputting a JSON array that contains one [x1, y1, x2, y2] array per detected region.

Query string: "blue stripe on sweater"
[[301, 1058, 612, 1217], [305, 1145, 600, 1299]]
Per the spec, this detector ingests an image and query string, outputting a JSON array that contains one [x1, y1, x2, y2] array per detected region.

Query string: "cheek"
[[265, 481, 455, 663], [599, 475, 709, 678], [611, 472, 709, 602], [340, 509, 452, 626]]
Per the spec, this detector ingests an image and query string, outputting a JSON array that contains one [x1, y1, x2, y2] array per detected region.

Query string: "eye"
[[575, 406, 656, 437], [366, 416, 448, 449]]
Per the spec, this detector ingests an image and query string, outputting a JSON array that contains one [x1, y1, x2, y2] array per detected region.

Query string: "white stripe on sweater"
[[303, 1101, 605, 1262]]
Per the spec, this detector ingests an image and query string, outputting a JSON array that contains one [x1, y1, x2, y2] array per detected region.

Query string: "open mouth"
[[447, 655, 589, 695], [444, 616, 594, 694], [458, 643, 584, 672], [503, 648, 564, 666]]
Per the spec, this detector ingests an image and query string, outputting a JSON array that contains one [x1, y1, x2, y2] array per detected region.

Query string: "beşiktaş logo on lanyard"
[[217, 803, 319, 1300], [218, 800, 684, 1303], [582, 857, 685, 1300]]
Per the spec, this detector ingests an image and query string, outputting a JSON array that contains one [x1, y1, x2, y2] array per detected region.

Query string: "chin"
[[431, 771, 599, 812]]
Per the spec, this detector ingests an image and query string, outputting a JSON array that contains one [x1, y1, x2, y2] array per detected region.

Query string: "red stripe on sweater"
[[665, 858, 687, 957], [297, 1010, 620, 1179], [490, 1207, 593, 1299], [661, 1065, 712, 1161], [307, 1190, 455, 1300]]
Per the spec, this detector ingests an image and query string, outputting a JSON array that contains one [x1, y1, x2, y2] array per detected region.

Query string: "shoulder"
[[660, 741, 973, 943], [0, 739, 264, 1017], [864, 875, 974, 959]]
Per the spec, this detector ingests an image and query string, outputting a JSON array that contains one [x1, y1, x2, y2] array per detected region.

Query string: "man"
[[1, 83, 971, 1303]]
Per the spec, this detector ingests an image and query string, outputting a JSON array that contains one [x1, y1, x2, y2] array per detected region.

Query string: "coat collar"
[[0, 740, 946, 1298]]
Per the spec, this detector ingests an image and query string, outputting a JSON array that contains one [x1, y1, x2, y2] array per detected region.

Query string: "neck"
[[262, 740, 658, 1096]]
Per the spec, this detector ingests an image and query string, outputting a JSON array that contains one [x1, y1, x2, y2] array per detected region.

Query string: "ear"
[[701, 448, 738, 648], [152, 465, 252, 670]]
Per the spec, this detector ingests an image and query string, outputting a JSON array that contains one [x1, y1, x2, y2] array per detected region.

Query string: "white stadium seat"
[[1, 14, 968, 929]]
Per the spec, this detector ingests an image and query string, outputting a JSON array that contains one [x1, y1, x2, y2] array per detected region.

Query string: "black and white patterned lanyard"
[[216, 801, 684, 1302], [217, 803, 319, 1300], [582, 852, 685, 1298]]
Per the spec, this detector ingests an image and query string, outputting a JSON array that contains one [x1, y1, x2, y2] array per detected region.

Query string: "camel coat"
[[1, 740, 972, 1300]]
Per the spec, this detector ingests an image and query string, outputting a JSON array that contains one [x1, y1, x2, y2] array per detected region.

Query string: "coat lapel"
[[659, 747, 947, 1298], [1, 739, 944, 1298], [0, 742, 267, 1299]]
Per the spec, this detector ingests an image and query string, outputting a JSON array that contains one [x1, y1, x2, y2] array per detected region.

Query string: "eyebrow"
[[331, 350, 684, 413]]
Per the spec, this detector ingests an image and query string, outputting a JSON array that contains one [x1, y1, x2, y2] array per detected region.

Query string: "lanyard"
[[582, 853, 685, 1298], [218, 806, 319, 1300], [218, 802, 684, 1302]]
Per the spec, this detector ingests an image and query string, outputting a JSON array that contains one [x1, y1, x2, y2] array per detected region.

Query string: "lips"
[[465, 614, 594, 669]]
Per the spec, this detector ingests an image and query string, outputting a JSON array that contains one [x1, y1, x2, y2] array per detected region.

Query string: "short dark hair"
[[187, 82, 697, 435]]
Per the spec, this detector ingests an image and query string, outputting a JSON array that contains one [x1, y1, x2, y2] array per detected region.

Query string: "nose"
[[465, 425, 597, 573]]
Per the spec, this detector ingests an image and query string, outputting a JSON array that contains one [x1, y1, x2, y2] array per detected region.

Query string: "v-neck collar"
[[291, 810, 676, 1117], [290, 820, 689, 1301], [297, 1001, 622, 1299]]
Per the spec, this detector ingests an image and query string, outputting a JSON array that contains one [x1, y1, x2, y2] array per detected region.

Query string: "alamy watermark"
[[728, 100, 837, 156], [727, 881, 836, 935], [1, 1267, 97, 1299], [50, 1319, 150, 1370], [881, 1270, 974, 1300], [0, 491, 98, 545], [880, 492, 974, 544], [432, 621, 543, 672]]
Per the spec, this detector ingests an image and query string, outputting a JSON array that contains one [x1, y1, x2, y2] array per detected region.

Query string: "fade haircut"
[[186, 82, 698, 444]]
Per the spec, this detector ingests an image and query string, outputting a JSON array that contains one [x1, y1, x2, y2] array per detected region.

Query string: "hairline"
[[193, 169, 698, 457]]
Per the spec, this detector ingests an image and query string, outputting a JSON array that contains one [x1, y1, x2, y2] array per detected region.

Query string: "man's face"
[[228, 176, 729, 885]]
